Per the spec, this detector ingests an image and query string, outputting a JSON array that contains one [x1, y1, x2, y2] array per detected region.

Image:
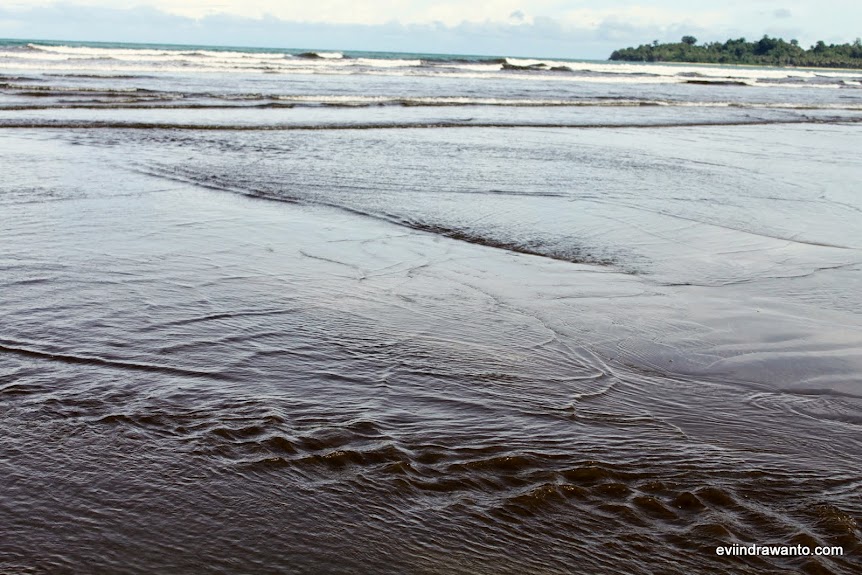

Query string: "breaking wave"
[[3, 42, 861, 87]]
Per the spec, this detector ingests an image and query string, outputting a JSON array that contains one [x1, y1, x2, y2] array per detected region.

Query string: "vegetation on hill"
[[609, 36, 862, 69]]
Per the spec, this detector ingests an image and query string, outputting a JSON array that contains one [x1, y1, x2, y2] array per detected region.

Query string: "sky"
[[0, 1, 859, 59]]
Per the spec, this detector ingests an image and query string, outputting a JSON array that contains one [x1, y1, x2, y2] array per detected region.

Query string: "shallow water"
[[1, 41, 861, 574]]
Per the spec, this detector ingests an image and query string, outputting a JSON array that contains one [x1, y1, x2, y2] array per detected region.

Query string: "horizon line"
[[0, 36, 612, 63]]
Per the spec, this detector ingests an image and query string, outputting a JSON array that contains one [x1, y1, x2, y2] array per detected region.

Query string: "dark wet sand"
[[1, 129, 861, 574]]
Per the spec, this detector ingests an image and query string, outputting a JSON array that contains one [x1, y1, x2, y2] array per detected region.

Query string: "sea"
[[1, 39, 861, 574]]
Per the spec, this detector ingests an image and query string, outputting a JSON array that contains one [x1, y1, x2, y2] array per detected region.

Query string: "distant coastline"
[[610, 36, 862, 69]]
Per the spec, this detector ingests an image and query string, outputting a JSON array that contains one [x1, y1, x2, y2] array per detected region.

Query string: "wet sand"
[[1, 129, 861, 574]]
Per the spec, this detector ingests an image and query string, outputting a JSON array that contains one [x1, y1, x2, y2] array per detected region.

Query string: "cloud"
[[1, 2, 860, 59], [562, 5, 726, 31], [1, 0, 551, 26], [773, 8, 792, 19]]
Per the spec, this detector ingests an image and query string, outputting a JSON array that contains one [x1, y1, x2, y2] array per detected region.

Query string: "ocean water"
[[1, 40, 861, 574]]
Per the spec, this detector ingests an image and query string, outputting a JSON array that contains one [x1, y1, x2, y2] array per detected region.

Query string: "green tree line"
[[609, 36, 862, 69]]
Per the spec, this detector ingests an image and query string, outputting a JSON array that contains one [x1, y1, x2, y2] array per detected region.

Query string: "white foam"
[[5, 44, 861, 86]]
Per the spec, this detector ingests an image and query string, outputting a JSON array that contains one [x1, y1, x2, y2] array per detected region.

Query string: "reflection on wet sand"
[[1, 129, 860, 573]]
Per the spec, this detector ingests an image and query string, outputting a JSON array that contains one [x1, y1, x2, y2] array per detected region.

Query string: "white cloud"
[[4, 0, 549, 25], [0, 1, 770, 30], [561, 5, 726, 30], [2, 1, 860, 57], [0, 1, 776, 32]]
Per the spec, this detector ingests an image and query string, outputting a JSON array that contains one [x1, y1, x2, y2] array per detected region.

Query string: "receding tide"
[[1, 40, 861, 574]]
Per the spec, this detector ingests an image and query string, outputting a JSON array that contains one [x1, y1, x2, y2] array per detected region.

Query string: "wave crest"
[[296, 51, 344, 60]]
